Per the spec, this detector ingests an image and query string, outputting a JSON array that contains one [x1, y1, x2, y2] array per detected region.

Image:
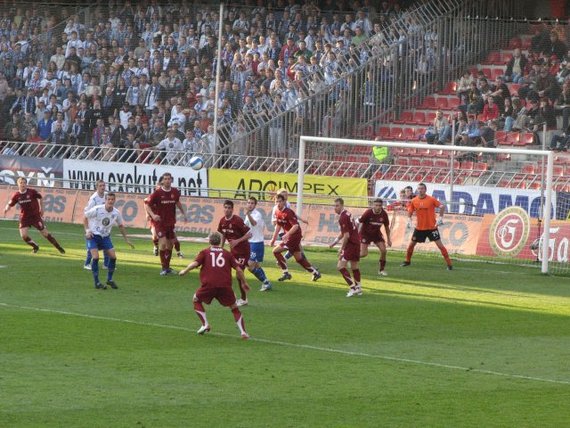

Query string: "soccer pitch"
[[1, 221, 569, 427]]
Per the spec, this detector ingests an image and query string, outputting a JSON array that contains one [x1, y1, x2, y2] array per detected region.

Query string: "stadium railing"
[[2, 140, 569, 191]]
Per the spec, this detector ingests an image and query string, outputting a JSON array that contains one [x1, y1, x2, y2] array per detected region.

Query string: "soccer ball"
[[189, 156, 204, 170]]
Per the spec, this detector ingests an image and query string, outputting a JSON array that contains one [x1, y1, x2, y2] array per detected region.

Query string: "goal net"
[[296, 136, 568, 275]]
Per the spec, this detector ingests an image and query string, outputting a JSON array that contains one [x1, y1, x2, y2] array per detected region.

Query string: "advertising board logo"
[[489, 206, 530, 256]]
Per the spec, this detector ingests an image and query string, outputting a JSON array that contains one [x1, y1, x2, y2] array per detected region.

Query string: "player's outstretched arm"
[[119, 225, 135, 249], [3, 203, 11, 215], [438, 204, 446, 225], [179, 260, 199, 276]]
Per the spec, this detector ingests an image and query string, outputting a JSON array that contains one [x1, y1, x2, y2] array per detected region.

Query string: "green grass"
[[1, 221, 569, 427]]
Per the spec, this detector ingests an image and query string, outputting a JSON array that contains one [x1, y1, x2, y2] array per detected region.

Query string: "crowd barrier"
[[2, 186, 568, 264]]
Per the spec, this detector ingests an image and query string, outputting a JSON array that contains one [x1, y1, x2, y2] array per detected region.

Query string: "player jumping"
[[3, 177, 65, 254], [270, 194, 321, 282], [218, 200, 252, 306], [144, 173, 187, 275], [358, 198, 392, 276], [84, 193, 135, 289], [244, 196, 272, 291], [83, 179, 109, 270], [179, 232, 250, 339], [329, 198, 362, 297], [401, 183, 453, 270]]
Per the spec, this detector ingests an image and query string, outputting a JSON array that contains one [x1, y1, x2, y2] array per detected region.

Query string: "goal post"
[[297, 136, 557, 275]]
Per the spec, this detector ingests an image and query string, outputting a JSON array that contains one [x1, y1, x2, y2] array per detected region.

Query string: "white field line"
[[1, 302, 569, 387]]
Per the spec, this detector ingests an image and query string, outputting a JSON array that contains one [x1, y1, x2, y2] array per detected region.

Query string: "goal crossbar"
[[297, 136, 554, 274]]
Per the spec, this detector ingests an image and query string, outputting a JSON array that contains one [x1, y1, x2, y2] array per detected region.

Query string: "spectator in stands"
[[37, 110, 53, 141], [480, 119, 498, 148], [480, 96, 500, 122], [549, 124, 570, 151], [505, 48, 528, 83], [535, 66, 561, 102], [501, 97, 518, 131], [156, 127, 183, 164], [456, 70, 473, 103], [426, 110, 451, 144], [462, 81, 483, 115], [48, 121, 68, 146], [543, 32, 568, 61], [555, 79, 570, 130], [458, 114, 481, 146], [532, 97, 557, 133]]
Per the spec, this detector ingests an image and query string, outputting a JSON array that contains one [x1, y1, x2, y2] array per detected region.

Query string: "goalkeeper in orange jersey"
[[401, 183, 453, 270]]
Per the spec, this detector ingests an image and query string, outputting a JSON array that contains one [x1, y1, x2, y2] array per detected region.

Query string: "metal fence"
[[2, 140, 570, 191], [216, 0, 523, 159]]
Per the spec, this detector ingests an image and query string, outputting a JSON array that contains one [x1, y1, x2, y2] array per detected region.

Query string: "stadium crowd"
[[425, 23, 570, 151], [0, 0, 413, 162]]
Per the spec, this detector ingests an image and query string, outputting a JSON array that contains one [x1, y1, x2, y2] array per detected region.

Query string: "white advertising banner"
[[63, 160, 208, 196], [374, 180, 556, 218]]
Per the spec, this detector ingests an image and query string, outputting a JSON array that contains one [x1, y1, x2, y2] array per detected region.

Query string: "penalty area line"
[[1, 302, 569, 387]]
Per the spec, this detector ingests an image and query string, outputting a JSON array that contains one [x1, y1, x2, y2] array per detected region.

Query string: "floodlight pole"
[[212, 2, 224, 153]]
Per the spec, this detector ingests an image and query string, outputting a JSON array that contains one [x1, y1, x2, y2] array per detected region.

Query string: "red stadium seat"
[[481, 67, 492, 79], [521, 132, 534, 145], [446, 97, 460, 110], [401, 127, 416, 141], [411, 112, 426, 125], [434, 159, 450, 168], [461, 161, 474, 170], [425, 112, 437, 124], [553, 165, 564, 176], [395, 157, 409, 166], [390, 127, 403, 139], [495, 130, 507, 143], [378, 127, 391, 139], [521, 164, 535, 174], [437, 98, 449, 110], [482, 51, 501, 65], [439, 81, 456, 95], [491, 68, 504, 80], [506, 132, 520, 145], [393, 111, 414, 124], [420, 96, 437, 109], [409, 157, 422, 166]]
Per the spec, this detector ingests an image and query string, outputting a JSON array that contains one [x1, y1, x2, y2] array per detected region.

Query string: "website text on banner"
[[209, 168, 368, 207], [62, 159, 208, 196], [375, 180, 557, 218]]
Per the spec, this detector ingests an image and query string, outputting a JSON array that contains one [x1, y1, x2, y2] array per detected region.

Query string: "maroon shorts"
[[232, 252, 249, 269], [361, 234, 384, 245], [341, 242, 360, 262], [155, 224, 176, 240], [20, 217, 45, 231], [280, 235, 302, 253], [195, 286, 236, 307]]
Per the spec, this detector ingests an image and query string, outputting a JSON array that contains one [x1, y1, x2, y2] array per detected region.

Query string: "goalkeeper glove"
[[437, 218, 444, 226], [407, 219, 412, 230]]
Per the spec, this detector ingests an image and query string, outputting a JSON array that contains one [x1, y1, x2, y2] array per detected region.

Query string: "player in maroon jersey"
[[329, 198, 362, 297], [269, 194, 321, 282], [144, 173, 187, 275], [358, 198, 392, 276], [147, 179, 183, 258], [179, 232, 250, 339], [3, 177, 65, 254], [217, 200, 252, 306]]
